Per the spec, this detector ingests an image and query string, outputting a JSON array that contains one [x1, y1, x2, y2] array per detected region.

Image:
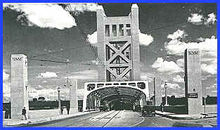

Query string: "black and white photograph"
[[2, 3, 217, 127]]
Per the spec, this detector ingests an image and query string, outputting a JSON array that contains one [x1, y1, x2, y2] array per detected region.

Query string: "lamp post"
[[164, 82, 168, 106], [153, 77, 156, 106], [57, 86, 61, 114]]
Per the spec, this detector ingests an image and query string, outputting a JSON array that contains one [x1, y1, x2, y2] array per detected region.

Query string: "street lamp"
[[164, 82, 168, 106], [57, 86, 61, 114]]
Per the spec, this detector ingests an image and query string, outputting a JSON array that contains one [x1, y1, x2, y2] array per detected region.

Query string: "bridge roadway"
[[29, 110, 178, 127]]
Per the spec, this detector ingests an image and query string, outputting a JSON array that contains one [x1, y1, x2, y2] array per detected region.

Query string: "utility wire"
[[27, 4, 189, 66]]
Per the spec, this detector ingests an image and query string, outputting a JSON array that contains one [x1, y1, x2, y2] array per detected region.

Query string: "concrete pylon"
[[10, 54, 29, 119], [154, 78, 162, 106], [184, 49, 203, 115], [69, 79, 78, 113], [131, 4, 140, 81]]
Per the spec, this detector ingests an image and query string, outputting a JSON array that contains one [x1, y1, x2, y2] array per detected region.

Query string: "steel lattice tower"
[[97, 4, 140, 82]]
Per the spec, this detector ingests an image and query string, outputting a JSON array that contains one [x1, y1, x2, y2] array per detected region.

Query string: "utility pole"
[[164, 82, 168, 106], [57, 86, 61, 114], [153, 77, 156, 106], [204, 85, 207, 114]]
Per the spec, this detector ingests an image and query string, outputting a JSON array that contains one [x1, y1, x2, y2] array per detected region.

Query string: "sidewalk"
[[3, 111, 98, 126], [155, 111, 217, 120]]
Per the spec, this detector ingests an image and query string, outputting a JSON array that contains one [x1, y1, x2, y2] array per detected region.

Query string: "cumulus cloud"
[[204, 13, 216, 25], [161, 83, 181, 89], [165, 31, 217, 57], [87, 31, 97, 45], [152, 57, 183, 74], [187, 13, 203, 25], [87, 31, 154, 46], [140, 73, 154, 82], [3, 3, 76, 30], [3, 70, 10, 102], [207, 84, 217, 90], [165, 29, 217, 75], [167, 29, 187, 40], [69, 70, 98, 80], [176, 59, 184, 68], [29, 87, 69, 101], [65, 3, 99, 15], [37, 72, 58, 78], [3, 82, 10, 101], [173, 75, 184, 83], [3, 69, 9, 81], [167, 83, 181, 89], [188, 13, 216, 25], [139, 31, 154, 46], [201, 59, 217, 75]]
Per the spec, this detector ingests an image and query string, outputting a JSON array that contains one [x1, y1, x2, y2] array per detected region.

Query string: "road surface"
[[30, 110, 144, 127], [28, 110, 216, 127]]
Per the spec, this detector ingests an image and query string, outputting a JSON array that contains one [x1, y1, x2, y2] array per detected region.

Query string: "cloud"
[[35, 85, 44, 90], [161, 83, 181, 89], [207, 84, 217, 89], [204, 13, 216, 25], [3, 70, 10, 102], [167, 29, 187, 40], [87, 31, 154, 46], [173, 75, 184, 83], [3, 3, 76, 30], [201, 59, 217, 75], [29, 87, 69, 101], [187, 13, 203, 25], [165, 31, 217, 75], [69, 69, 98, 80], [65, 3, 99, 15], [188, 13, 216, 25], [37, 72, 58, 78], [139, 31, 154, 46], [3, 82, 10, 98], [176, 59, 184, 68], [87, 31, 97, 45], [3, 69, 9, 81], [140, 73, 154, 82], [165, 32, 217, 57], [152, 57, 183, 74]]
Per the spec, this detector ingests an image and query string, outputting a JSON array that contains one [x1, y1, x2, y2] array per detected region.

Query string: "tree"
[[38, 97, 45, 101], [33, 98, 37, 102]]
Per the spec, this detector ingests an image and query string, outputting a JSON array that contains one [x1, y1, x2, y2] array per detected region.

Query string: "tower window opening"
[[105, 25, 110, 37], [112, 25, 117, 36], [126, 24, 131, 36], [97, 83, 104, 88], [128, 83, 136, 87], [137, 82, 146, 89], [87, 84, 95, 91], [119, 24, 124, 36]]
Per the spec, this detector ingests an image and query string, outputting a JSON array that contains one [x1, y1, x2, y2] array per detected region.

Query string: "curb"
[[155, 112, 202, 120], [156, 112, 217, 120]]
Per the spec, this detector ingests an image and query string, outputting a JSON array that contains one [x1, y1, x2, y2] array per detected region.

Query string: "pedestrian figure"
[[61, 106, 63, 115], [22, 107, 27, 120], [67, 105, 70, 115], [5, 107, 8, 119], [8, 107, 11, 119], [160, 103, 164, 112]]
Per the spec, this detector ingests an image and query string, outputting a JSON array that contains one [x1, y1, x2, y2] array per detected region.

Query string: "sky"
[[2, 3, 217, 102]]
